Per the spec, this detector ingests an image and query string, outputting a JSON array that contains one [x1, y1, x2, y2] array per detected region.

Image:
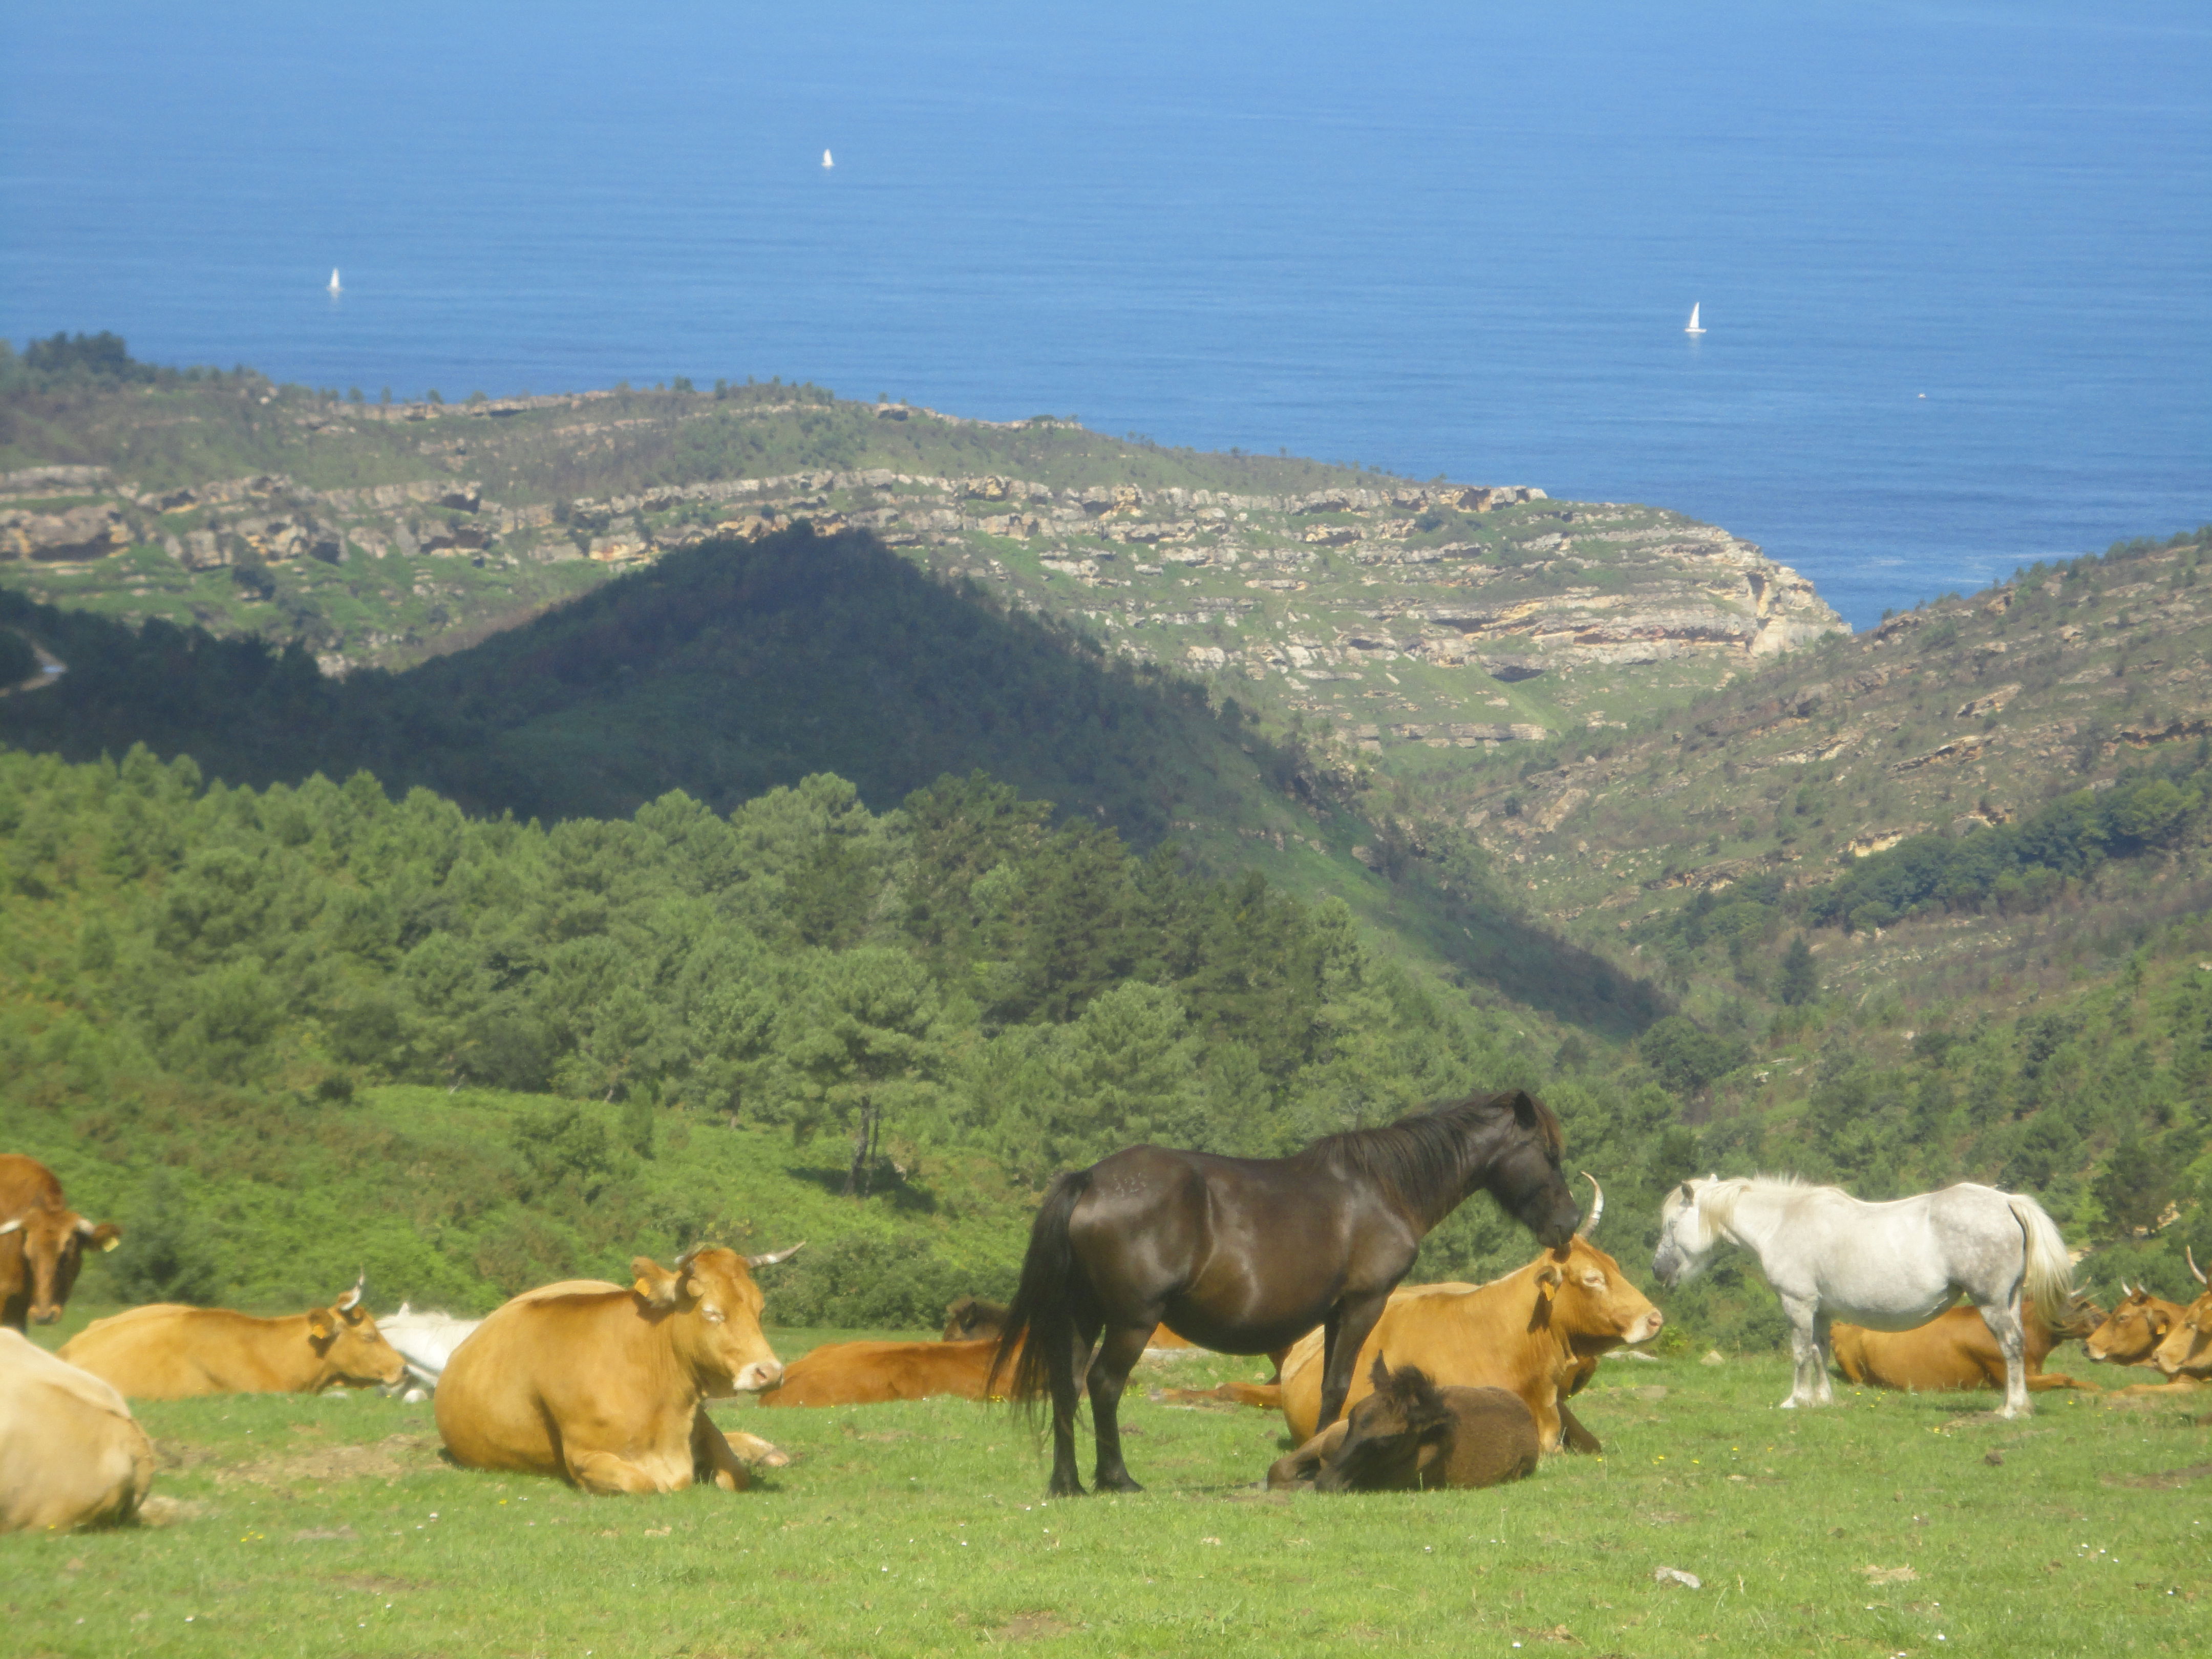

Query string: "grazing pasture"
[[3, 1324, 2205, 1658]]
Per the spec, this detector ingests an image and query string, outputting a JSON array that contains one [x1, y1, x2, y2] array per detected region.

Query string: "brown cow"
[[942, 1295, 1232, 1361], [1269, 1358, 1540, 1493], [760, 1335, 1022, 1408], [0, 1329, 156, 1533], [0, 1155, 121, 1331], [1279, 1236, 1662, 1453], [2150, 1249, 2212, 1384], [942, 1295, 1008, 1342], [2085, 1281, 2189, 1367], [1831, 1298, 2104, 1394], [59, 1281, 407, 1398], [437, 1245, 791, 1495]]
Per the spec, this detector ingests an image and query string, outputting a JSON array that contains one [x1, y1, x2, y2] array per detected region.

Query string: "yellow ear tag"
[[101, 1236, 121, 1252]]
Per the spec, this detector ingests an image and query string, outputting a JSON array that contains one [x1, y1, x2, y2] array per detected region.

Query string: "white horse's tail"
[[2007, 1193, 2072, 1323]]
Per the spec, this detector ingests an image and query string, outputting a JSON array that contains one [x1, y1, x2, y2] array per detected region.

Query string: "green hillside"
[[0, 526, 1655, 1030]]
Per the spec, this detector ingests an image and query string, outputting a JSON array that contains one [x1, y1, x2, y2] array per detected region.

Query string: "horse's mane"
[[1695, 1173, 1825, 1235], [1300, 1092, 1561, 1218]]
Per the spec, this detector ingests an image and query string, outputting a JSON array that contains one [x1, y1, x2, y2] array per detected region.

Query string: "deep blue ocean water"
[[3, 2, 2206, 628]]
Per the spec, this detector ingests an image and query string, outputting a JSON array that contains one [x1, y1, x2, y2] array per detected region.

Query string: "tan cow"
[[1280, 1236, 1662, 1453], [436, 1244, 792, 1495], [759, 1336, 1020, 1408], [59, 1281, 407, 1398], [0, 1154, 122, 1331], [2087, 1281, 2191, 1366], [2150, 1249, 2212, 1385], [0, 1329, 156, 1533], [1831, 1298, 2103, 1394]]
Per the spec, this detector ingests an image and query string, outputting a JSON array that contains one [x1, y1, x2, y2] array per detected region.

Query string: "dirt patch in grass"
[[2104, 1461, 2212, 1489], [329, 1574, 433, 1594], [990, 1612, 1074, 1641], [215, 1433, 437, 1492]]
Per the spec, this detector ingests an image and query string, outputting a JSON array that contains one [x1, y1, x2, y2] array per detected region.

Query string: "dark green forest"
[[0, 526, 1655, 1030]]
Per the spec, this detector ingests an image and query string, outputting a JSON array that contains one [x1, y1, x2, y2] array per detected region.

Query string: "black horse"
[[992, 1088, 1581, 1496]]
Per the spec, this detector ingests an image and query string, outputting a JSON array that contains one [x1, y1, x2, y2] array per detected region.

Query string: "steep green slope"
[[1, 527, 1657, 1030]]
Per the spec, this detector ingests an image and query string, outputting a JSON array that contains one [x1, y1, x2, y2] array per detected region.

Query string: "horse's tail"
[[2008, 1192, 2073, 1325], [992, 1169, 1092, 1415]]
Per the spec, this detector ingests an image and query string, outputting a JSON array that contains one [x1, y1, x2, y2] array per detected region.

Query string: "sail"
[[822, 148, 834, 168], [328, 268, 342, 293], [1685, 303, 1703, 334]]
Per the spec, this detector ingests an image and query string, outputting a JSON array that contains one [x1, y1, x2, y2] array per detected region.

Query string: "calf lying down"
[[1268, 1359, 1539, 1493]]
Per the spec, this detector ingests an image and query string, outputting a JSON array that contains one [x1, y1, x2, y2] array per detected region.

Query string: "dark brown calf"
[[1268, 1358, 1540, 1493]]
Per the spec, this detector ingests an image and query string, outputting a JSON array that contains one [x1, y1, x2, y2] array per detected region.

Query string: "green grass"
[[8, 1326, 2206, 1658]]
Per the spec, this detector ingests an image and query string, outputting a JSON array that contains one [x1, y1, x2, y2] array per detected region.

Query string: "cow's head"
[[2151, 1251, 2212, 1380], [942, 1295, 1007, 1343], [1651, 1176, 1727, 1290], [1314, 1358, 1451, 1493], [2087, 1282, 2182, 1364], [0, 1201, 121, 1326], [306, 1280, 409, 1390], [1535, 1232, 1664, 1352], [631, 1243, 798, 1396]]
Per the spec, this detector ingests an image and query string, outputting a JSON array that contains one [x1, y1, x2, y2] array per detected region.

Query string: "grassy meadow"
[[7, 1318, 2206, 1659]]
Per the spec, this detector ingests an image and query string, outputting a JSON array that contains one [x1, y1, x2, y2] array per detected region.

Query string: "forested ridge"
[[1, 526, 1656, 1030]]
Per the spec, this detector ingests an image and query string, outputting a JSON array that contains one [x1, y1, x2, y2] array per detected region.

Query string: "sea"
[[3, 1, 2207, 629]]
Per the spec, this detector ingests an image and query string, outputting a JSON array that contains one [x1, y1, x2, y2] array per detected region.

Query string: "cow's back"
[[759, 1337, 1008, 1408], [0, 1329, 155, 1532], [59, 1305, 225, 1397], [1831, 1306, 2056, 1392], [1281, 1281, 1532, 1441], [59, 1304, 323, 1398], [437, 1286, 645, 1475]]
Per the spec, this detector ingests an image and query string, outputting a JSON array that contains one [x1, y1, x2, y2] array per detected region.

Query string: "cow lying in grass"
[[2149, 1249, 2212, 1387], [1279, 1233, 1661, 1453], [60, 1281, 407, 1398], [0, 1329, 155, 1533], [437, 1244, 794, 1495], [760, 1335, 1022, 1407], [1268, 1359, 1539, 1492], [1831, 1297, 2104, 1394]]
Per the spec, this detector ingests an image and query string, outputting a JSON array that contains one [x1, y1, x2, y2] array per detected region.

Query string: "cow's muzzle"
[[30, 1304, 62, 1325], [732, 1359, 784, 1394]]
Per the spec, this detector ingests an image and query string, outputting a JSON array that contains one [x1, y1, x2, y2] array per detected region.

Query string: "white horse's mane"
[[1694, 1173, 1830, 1237]]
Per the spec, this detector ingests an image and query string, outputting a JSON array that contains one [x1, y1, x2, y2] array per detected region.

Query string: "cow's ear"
[[306, 1309, 336, 1344], [632, 1258, 686, 1310], [93, 1223, 122, 1252], [1535, 1264, 1564, 1302]]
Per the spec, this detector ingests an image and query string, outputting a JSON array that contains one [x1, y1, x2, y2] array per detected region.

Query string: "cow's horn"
[[0, 1218, 19, 1237], [1576, 1172, 1604, 1238], [746, 1241, 806, 1269], [75, 1216, 99, 1237], [336, 1275, 364, 1312], [2190, 1246, 2207, 1287]]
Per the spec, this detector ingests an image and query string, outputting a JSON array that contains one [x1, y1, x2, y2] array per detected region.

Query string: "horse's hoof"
[[1778, 1398, 1800, 1410], [1046, 1477, 1089, 1498], [1095, 1473, 1145, 1494]]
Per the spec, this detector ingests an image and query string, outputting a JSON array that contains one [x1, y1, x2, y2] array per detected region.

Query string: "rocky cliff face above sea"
[[0, 382, 1843, 765]]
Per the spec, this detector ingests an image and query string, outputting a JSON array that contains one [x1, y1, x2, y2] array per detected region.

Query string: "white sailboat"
[[1684, 302, 1705, 335], [822, 148, 834, 169], [328, 268, 343, 295]]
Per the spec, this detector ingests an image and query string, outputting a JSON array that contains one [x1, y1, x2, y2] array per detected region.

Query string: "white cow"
[[377, 1303, 482, 1400]]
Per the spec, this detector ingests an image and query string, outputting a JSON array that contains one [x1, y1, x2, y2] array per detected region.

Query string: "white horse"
[[1651, 1176, 2072, 1418]]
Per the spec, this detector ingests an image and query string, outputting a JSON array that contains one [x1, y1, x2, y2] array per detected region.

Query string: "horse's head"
[[1481, 1090, 1581, 1249], [1314, 1357, 1450, 1493], [1651, 1175, 1722, 1290]]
